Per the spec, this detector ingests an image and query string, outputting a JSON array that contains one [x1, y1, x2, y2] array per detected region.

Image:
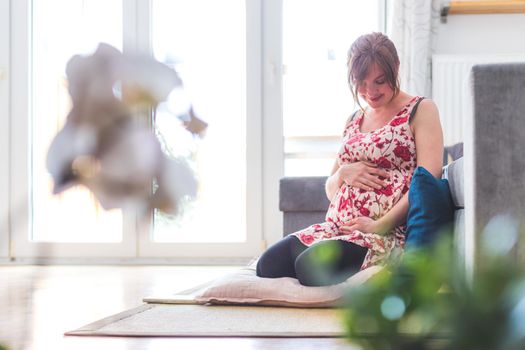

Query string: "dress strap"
[[408, 96, 425, 123], [349, 109, 360, 122], [342, 109, 362, 138]]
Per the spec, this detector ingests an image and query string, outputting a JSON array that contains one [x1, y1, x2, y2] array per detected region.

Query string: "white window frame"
[[0, 0, 10, 260], [261, 0, 284, 247]]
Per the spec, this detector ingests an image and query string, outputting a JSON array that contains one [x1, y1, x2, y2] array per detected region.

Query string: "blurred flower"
[[46, 43, 207, 215]]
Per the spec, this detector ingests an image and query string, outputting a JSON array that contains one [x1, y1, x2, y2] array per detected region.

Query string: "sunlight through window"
[[31, 0, 123, 242], [283, 0, 380, 176], [151, 0, 247, 243]]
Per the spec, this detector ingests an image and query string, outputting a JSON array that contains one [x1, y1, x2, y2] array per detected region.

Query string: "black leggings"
[[256, 235, 368, 286]]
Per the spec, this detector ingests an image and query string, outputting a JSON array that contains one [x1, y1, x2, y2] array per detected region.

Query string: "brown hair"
[[347, 32, 400, 110]]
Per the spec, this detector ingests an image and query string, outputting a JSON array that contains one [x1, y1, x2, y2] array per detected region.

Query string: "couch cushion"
[[279, 177, 330, 212], [442, 157, 464, 208], [406, 166, 455, 249]]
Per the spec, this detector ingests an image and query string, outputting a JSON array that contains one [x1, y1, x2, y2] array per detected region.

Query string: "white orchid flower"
[[46, 42, 205, 215]]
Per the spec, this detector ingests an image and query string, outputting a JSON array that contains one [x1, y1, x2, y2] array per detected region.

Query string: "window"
[[31, 0, 123, 243], [282, 0, 385, 176], [8, 0, 261, 261], [151, 0, 246, 244], [3, 0, 385, 261]]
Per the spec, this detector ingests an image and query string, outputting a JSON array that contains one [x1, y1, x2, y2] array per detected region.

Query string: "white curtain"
[[389, 0, 442, 97]]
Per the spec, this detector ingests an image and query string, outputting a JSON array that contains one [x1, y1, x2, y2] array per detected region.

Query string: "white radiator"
[[431, 54, 525, 146]]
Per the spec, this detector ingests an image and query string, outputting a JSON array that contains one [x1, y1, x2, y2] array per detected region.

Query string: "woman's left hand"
[[339, 217, 387, 235]]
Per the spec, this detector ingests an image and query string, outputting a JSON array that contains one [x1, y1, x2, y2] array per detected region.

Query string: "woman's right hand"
[[336, 161, 389, 191]]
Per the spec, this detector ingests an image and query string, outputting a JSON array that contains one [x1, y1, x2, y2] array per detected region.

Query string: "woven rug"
[[66, 276, 347, 337], [65, 303, 346, 337]]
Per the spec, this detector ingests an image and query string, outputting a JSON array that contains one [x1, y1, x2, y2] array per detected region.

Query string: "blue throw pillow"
[[405, 166, 455, 249]]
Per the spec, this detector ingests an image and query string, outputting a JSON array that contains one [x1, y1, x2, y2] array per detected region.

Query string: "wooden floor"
[[0, 265, 360, 350]]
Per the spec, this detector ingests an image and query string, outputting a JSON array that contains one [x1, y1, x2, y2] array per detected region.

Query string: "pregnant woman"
[[256, 32, 444, 286]]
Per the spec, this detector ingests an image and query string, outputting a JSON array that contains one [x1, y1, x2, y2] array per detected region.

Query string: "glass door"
[[10, 0, 135, 259], [9, 0, 263, 261], [138, 0, 262, 259], [31, 0, 124, 243]]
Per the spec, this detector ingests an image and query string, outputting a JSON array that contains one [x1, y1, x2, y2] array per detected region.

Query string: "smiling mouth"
[[369, 95, 382, 102]]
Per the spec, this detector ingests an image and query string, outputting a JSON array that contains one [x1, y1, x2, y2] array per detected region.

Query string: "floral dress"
[[292, 96, 422, 269]]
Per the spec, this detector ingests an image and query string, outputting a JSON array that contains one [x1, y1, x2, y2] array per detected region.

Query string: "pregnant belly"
[[326, 179, 407, 224]]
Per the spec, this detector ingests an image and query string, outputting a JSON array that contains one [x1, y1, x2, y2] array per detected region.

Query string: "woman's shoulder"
[[409, 97, 441, 134], [415, 98, 439, 118], [408, 97, 439, 123], [404, 94, 433, 108], [418, 97, 438, 109]]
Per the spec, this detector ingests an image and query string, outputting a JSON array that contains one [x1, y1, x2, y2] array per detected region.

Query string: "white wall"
[[435, 13, 525, 55], [432, 13, 525, 146]]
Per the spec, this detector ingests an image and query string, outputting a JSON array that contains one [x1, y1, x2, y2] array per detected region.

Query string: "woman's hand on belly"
[[339, 216, 389, 236], [337, 161, 388, 192]]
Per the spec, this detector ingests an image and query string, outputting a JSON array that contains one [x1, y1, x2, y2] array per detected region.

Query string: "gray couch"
[[279, 157, 464, 257], [280, 62, 525, 270], [469, 63, 525, 266]]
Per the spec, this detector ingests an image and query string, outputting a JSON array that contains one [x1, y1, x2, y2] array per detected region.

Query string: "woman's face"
[[356, 62, 394, 109]]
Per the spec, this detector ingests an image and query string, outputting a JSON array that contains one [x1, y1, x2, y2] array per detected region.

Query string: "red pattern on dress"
[[292, 96, 421, 269]]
